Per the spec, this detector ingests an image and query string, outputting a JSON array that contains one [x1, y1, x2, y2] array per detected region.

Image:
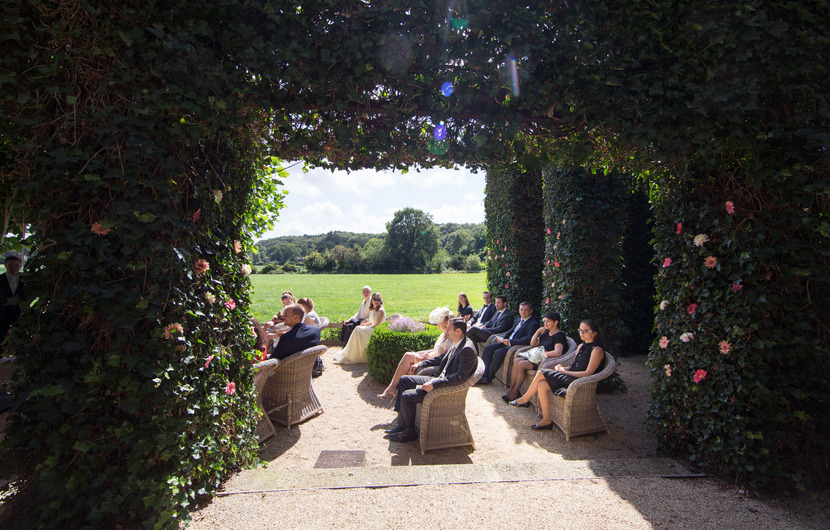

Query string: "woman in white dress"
[[377, 309, 454, 399], [333, 292, 385, 364]]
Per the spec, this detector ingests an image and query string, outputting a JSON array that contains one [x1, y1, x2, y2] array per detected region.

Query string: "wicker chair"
[[522, 336, 578, 411], [252, 358, 280, 443], [543, 351, 617, 441], [493, 344, 526, 386], [414, 357, 484, 454], [261, 344, 326, 429], [478, 331, 507, 357]]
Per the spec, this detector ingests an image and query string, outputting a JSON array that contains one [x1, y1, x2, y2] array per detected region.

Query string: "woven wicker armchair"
[[252, 358, 280, 443], [521, 336, 578, 411], [493, 344, 526, 386], [544, 351, 617, 441], [478, 331, 507, 357], [261, 344, 327, 429], [414, 357, 484, 454]]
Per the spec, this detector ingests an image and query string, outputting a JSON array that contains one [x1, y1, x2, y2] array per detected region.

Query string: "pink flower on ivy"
[[194, 259, 209, 275], [546, 227, 551, 235], [731, 283, 743, 292], [554, 261, 560, 268], [192, 209, 201, 223], [662, 257, 672, 268], [504, 246, 507, 251], [487, 250, 491, 255], [542, 270, 546, 276], [664, 364, 672, 377], [205, 354, 215, 368], [688, 303, 698, 315], [659, 336, 669, 349], [225, 299, 236, 310], [680, 332, 694, 343], [693, 369, 707, 383], [496, 239, 500, 245], [725, 201, 735, 214], [505, 284, 510, 289], [693, 234, 709, 247], [704, 256, 718, 269], [234, 240, 242, 254], [547, 259, 550, 266], [506, 271, 510, 277], [676, 222, 682, 234], [719, 341, 732, 355], [91, 222, 111, 236], [164, 323, 183, 339], [546, 297, 550, 304], [225, 381, 236, 395]]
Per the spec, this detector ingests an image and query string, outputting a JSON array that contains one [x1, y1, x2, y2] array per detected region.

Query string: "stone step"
[[219, 458, 702, 495]]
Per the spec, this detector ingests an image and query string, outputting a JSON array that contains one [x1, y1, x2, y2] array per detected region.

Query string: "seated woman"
[[333, 292, 385, 364], [250, 318, 275, 362], [455, 292, 473, 322], [297, 297, 321, 327], [503, 311, 568, 402], [508, 319, 606, 430], [377, 309, 454, 399]]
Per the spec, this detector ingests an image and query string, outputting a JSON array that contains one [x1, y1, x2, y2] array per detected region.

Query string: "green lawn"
[[249, 273, 487, 322]]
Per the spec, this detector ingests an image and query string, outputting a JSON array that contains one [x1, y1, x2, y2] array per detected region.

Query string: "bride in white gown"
[[333, 292, 386, 364]]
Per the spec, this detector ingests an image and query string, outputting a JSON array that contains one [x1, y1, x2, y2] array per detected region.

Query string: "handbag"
[[516, 345, 546, 365]]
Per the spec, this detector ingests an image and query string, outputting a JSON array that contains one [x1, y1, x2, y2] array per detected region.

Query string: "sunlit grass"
[[249, 273, 487, 322]]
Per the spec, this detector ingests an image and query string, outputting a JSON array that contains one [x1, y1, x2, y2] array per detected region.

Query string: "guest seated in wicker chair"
[[270, 304, 321, 361], [508, 319, 605, 430], [297, 297, 321, 327], [503, 311, 569, 402], [333, 292, 385, 364], [455, 292, 473, 322], [251, 318, 273, 362], [377, 308, 454, 399]]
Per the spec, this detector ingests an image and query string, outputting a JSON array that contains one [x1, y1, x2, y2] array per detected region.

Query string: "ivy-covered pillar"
[[647, 171, 829, 487], [542, 167, 626, 352], [0, 3, 284, 527], [484, 164, 544, 313]]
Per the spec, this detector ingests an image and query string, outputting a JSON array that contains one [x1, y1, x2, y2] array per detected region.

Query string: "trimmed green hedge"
[[366, 323, 443, 384]]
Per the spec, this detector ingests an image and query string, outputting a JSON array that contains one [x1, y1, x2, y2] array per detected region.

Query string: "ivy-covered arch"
[[1, 0, 827, 526]]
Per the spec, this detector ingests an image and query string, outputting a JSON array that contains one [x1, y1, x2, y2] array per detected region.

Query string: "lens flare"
[[433, 122, 447, 141], [441, 81, 454, 97]]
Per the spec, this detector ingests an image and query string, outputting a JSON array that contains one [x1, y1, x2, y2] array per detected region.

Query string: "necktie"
[[439, 343, 458, 378], [510, 319, 525, 340]]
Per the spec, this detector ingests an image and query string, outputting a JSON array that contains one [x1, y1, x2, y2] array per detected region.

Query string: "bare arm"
[[529, 327, 545, 347], [556, 346, 604, 377], [545, 342, 565, 358]]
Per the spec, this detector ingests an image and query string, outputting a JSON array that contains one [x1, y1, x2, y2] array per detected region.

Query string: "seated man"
[[468, 291, 495, 327], [384, 319, 478, 443], [340, 285, 372, 343], [269, 303, 321, 360], [478, 301, 539, 384], [466, 294, 514, 348]]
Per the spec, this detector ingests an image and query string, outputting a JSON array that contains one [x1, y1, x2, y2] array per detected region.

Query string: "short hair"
[[4, 254, 21, 264], [542, 311, 561, 324], [284, 303, 305, 320], [482, 291, 492, 298], [448, 318, 467, 335], [495, 295, 507, 304], [362, 285, 372, 292], [297, 297, 314, 311], [520, 301, 532, 310], [281, 293, 293, 301]]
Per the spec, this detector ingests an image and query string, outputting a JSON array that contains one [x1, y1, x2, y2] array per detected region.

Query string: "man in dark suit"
[[478, 302, 539, 384], [468, 291, 495, 327], [270, 304, 321, 360], [466, 294, 514, 348], [385, 319, 478, 443], [0, 253, 26, 353]]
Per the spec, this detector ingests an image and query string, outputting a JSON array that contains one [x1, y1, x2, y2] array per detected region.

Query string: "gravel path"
[[188, 350, 830, 529]]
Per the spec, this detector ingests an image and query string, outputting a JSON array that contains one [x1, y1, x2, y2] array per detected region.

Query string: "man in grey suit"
[[385, 319, 478, 443], [466, 294, 514, 348]]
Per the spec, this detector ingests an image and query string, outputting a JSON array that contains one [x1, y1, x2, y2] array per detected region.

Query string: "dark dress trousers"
[[0, 274, 26, 351], [270, 322, 321, 360], [480, 317, 540, 382], [469, 303, 496, 327], [466, 309, 514, 346], [393, 338, 478, 439]]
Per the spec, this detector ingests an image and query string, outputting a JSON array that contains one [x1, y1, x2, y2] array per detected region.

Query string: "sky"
[[256, 162, 486, 241]]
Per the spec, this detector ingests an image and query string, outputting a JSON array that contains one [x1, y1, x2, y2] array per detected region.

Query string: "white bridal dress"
[[333, 310, 380, 364]]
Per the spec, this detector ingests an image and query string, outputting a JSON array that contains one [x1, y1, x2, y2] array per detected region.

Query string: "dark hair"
[[482, 291, 491, 298], [519, 301, 532, 310], [250, 318, 269, 351], [580, 319, 604, 348], [458, 292, 470, 309], [495, 294, 507, 304], [297, 297, 314, 311], [371, 292, 383, 310], [4, 255, 21, 264], [449, 318, 467, 335], [542, 311, 561, 324]]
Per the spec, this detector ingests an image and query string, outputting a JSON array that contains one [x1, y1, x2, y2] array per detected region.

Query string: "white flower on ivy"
[[241, 264, 252, 276], [680, 332, 694, 343], [204, 292, 216, 304], [212, 189, 223, 204], [693, 233, 709, 247], [660, 300, 669, 310]]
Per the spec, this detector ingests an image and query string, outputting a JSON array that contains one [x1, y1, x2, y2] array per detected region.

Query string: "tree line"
[[252, 208, 485, 273]]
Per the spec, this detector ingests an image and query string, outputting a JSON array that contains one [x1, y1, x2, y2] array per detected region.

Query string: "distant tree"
[[383, 208, 440, 272], [360, 237, 387, 271], [305, 250, 333, 272], [464, 254, 483, 272]]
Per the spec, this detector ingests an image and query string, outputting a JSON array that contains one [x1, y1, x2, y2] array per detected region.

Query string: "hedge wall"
[[366, 323, 443, 384], [647, 175, 829, 488], [484, 164, 545, 314]]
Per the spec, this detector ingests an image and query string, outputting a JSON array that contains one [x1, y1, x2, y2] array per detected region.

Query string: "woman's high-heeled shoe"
[[377, 390, 395, 399]]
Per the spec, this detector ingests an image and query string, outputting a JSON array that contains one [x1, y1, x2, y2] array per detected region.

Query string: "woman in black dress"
[[455, 292, 473, 322], [503, 311, 569, 402], [509, 319, 606, 430]]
